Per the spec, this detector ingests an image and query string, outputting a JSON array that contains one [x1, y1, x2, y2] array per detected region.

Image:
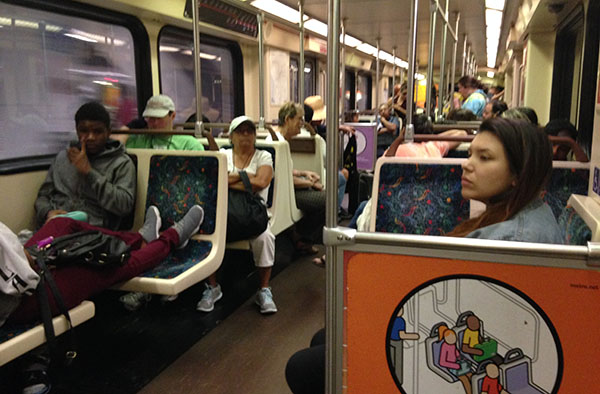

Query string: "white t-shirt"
[[221, 148, 273, 204]]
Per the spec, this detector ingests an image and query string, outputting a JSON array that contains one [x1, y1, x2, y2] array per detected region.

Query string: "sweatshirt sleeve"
[[84, 157, 136, 216], [34, 160, 58, 227]]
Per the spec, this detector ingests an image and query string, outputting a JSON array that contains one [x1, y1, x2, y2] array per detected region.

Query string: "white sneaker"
[[161, 294, 178, 303], [255, 287, 277, 314], [196, 283, 223, 312], [119, 292, 152, 311]]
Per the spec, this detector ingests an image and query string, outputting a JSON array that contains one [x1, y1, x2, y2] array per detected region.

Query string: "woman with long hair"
[[448, 117, 562, 243]]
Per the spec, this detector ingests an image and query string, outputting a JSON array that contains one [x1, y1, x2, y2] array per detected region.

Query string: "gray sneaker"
[[138, 206, 161, 243], [196, 283, 223, 312], [173, 205, 204, 249], [119, 292, 152, 311], [255, 287, 277, 314]]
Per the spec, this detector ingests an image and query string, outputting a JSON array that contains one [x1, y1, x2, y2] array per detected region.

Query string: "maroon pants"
[[9, 218, 179, 323]]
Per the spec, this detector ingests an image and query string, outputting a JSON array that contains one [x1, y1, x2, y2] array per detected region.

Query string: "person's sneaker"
[[255, 287, 277, 314], [196, 283, 223, 312], [21, 354, 51, 394], [173, 205, 204, 249], [138, 206, 161, 243], [119, 291, 152, 311], [161, 294, 178, 303]]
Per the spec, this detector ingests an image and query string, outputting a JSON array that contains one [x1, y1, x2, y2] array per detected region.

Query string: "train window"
[[356, 73, 372, 111], [0, 2, 138, 162], [344, 69, 356, 111], [289, 56, 316, 102], [159, 26, 239, 125]]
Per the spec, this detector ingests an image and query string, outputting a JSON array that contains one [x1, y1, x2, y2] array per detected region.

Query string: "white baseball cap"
[[142, 95, 175, 118], [229, 116, 255, 134]]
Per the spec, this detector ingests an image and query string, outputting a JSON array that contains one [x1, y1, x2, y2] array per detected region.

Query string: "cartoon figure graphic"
[[439, 328, 472, 394], [481, 363, 510, 394], [389, 307, 420, 384], [462, 314, 500, 364]]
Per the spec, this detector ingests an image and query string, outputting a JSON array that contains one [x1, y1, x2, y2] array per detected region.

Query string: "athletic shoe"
[[196, 283, 223, 312], [138, 206, 161, 243], [119, 291, 152, 311], [161, 294, 178, 303], [21, 354, 51, 394], [173, 205, 204, 249], [255, 287, 277, 314]]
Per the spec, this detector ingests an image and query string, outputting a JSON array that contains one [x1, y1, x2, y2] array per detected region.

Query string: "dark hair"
[[544, 119, 577, 140], [448, 118, 553, 237], [447, 108, 477, 121], [457, 75, 479, 89], [515, 107, 538, 125], [304, 104, 314, 123], [489, 100, 508, 117], [75, 102, 110, 129], [502, 108, 530, 122], [413, 113, 433, 134]]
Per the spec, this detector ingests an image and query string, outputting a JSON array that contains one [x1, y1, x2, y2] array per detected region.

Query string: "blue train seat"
[[500, 348, 549, 394]]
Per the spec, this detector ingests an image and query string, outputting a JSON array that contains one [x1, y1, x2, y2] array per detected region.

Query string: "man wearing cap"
[[125, 94, 204, 151]]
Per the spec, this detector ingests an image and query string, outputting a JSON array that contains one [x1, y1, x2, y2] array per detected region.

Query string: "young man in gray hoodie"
[[34, 102, 136, 230]]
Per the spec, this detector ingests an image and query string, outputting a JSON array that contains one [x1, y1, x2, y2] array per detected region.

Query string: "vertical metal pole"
[[354, 70, 359, 109], [326, 0, 341, 391], [405, 0, 418, 142], [465, 45, 471, 76], [340, 19, 346, 115], [450, 13, 460, 110], [461, 35, 467, 76], [258, 13, 266, 129], [426, 0, 436, 120], [437, 0, 449, 121], [392, 46, 397, 98], [299, 0, 305, 105], [376, 38, 381, 109], [192, 0, 204, 134]]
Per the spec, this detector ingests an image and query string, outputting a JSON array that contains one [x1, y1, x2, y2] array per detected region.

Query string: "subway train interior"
[[1, 0, 600, 393]]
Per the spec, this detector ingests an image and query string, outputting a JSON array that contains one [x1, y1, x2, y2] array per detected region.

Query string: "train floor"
[[1, 235, 326, 394]]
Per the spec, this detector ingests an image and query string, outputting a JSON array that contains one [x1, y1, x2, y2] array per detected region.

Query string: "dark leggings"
[[285, 328, 325, 394]]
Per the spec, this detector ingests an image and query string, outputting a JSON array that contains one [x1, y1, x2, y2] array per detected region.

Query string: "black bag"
[[30, 230, 131, 268], [226, 171, 269, 242]]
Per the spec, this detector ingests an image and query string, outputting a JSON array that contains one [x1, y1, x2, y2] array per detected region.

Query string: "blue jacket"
[[466, 199, 564, 244], [462, 89, 487, 117]]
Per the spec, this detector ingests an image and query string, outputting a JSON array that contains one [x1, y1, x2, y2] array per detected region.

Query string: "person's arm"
[[378, 117, 397, 134], [398, 330, 420, 340], [34, 158, 62, 226], [229, 165, 273, 192], [292, 169, 322, 190], [438, 344, 460, 369], [437, 129, 468, 150], [84, 156, 136, 216]]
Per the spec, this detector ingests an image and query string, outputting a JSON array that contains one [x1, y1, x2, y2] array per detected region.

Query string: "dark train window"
[[0, 2, 139, 162], [158, 26, 241, 125], [289, 55, 316, 102]]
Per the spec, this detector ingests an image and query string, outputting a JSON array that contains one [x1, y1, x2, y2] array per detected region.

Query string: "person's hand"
[[339, 125, 356, 135], [67, 139, 91, 175], [46, 209, 68, 223], [304, 171, 320, 183], [312, 181, 324, 191]]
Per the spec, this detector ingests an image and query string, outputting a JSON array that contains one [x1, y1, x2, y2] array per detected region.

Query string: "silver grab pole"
[[375, 38, 380, 110], [299, 0, 305, 104], [465, 45, 471, 76], [392, 46, 397, 98], [192, 0, 204, 135], [449, 12, 460, 109], [340, 19, 346, 116], [258, 13, 266, 129], [426, 0, 436, 120], [437, 0, 449, 121], [405, 0, 419, 142], [461, 35, 467, 76], [326, 0, 341, 390]]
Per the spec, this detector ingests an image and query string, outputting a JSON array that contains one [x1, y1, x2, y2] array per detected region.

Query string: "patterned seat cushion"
[[146, 155, 219, 235], [140, 240, 213, 279], [375, 163, 469, 235], [558, 205, 591, 246], [542, 167, 589, 220]]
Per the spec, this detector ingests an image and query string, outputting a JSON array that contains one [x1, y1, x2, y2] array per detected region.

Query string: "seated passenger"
[[35, 102, 135, 231], [462, 315, 484, 357], [515, 106, 538, 126], [482, 100, 508, 120], [501, 108, 531, 122], [458, 76, 487, 117], [544, 119, 578, 161], [124, 95, 204, 151], [448, 118, 563, 243], [439, 329, 472, 394], [387, 82, 408, 122], [197, 117, 277, 314], [119, 95, 205, 311], [481, 363, 509, 394], [376, 104, 400, 157], [447, 108, 477, 121], [267, 102, 326, 256]]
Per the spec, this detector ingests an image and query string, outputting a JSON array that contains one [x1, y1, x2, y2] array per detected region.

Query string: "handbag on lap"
[[226, 170, 269, 242]]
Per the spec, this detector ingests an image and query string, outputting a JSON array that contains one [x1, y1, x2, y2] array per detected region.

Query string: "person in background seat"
[[544, 119, 579, 161], [458, 76, 487, 117]]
